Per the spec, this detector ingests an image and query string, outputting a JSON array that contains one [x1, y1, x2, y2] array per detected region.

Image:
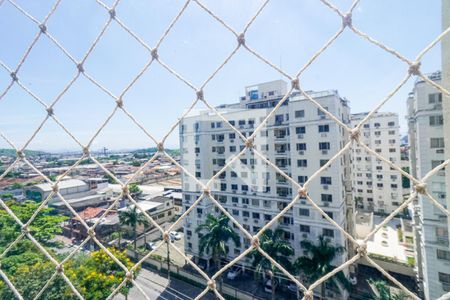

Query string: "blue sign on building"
[[249, 90, 258, 100]]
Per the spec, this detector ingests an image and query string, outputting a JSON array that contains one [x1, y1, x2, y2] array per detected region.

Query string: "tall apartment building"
[[350, 112, 403, 214], [407, 71, 450, 299], [180, 80, 354, 289]]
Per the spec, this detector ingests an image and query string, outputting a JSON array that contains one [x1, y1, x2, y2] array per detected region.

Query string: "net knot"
[[196, 89, 204, 101], [350, 128, 360, 141], [77, 63, 84, 73], [10, 72, 18, 82], [16, 150, 24, 159], [157, 142, 164, 153], [39, 24, 47, 33], [55, 264, 64, 273], [122, 185, 129, 195], [291, 78, 300, 90], [126, 271, 133, 280], [298, 187, 307, 197], [163, 231, 170, 242], [52, 184, 59, 193], [237, 33, 245, 46], [116, 99, 124, 108], [207, 279, 216, 290], [414, 182, 427, 194], [203, 188, 210, 196], [408, 61, 421, 75], [109, 9, 116, 19], [46, 106, 54, 116], [251, 236, 260, 248], [83, 146, 90, 155], [151, 48, 159, 60], [304, 290, 313, 300], [21, 224, 29, 234], [245, 138, 254, 149], [88, 227, 96, 237], [342, 13, 352, 27], [356, 241, 367, 256]]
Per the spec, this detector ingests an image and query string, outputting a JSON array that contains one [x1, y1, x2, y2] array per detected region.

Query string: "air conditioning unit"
[[302, 233, 308, 238], [232, 190, 236, 193], [254, 220, 259, 224], [230, 139, 234, 143], [323, 202, 330, 207], [243, 205, 248, 209], [187, 236, 191, 240], [297, 134, 304, 139], [320, 115, 326, 119], [243, 191, 247, 195], [300, 200, 306, 205], [322, 150, 328, 155], [299, 150, 304, 155], [243, 218, 248, 222], [321, 133, 327, 137], [323, 185, 329, 190], [233, 203, 237, 207]]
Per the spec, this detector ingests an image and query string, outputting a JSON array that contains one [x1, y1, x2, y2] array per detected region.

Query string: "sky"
[[0, 0, 444, 152]]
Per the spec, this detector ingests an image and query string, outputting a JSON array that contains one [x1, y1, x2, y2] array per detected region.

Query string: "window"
[[232, 197, 238, 203], [252, 199, 259, 206], [296, 143, 307, 151], [432, 160, 445, 169], [321, 194, 332, 202], [299, 208, 309, 216], [438, 272, 450, 284], [297, 159, 307, 167], [428, 93, 442, 104], [318, 124, 330, 132], [430, 138, 445, 148], [242, 211, 249, 217], [429, 115, 444, 126], [252, 212, 260, 219], [437, 249, 450, 261], [295, 110, 305, 118], [320, 159, 329, 167], [229, 146, 236, 152], [298, 176, 308, 184], [388, 121, 395, 126], [232, 209, 239, 216], [318, 107, 328, 116], [296, 126, 306, 134], [323, 228, 334, 237], [320, 177, 332, 185], [300, 224, 310, 233], [229, 133, 236, 139], [323, 211, 333, 219], [229, 120, 235, 126], [319, 142, 330, 150], [242, 198, 249, 204], [388, 130, 395, 135]]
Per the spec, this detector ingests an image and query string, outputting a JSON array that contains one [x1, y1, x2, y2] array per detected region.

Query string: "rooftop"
[[33, 179, 87, 192]]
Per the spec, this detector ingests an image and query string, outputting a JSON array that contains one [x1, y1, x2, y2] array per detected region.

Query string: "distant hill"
[[133, 147, 180, 156], [0, 149, 47, 157]]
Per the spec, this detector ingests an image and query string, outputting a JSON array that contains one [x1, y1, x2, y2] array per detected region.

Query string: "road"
[[114, 268, 215, 300]]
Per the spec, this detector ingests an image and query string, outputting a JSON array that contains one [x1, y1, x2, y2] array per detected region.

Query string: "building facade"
[[180, 80, 354, 293], [407, 72, 450, 299], [350, 112, 403, 214]]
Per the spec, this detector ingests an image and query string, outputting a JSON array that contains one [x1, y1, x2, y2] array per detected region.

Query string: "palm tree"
[[119, 205, 149, 259], [294, 235, 350, 299], [368, 279, 408, 300], [196, 213, 240, 292], [251, 228, 294, 300]]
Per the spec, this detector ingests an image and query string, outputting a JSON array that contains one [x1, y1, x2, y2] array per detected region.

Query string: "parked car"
[[264, 278, 279, 293], [145, 241, 156, 250], [226, 265, 242, 280], [169, 231, 181, 240]]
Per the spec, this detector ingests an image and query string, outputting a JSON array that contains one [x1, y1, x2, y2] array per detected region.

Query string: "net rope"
[[0, 0, 449, 299]]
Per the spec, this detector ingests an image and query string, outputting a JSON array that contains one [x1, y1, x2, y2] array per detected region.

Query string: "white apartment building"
[[407, 71, 450, 299], [350, 112, 403, 214], [180, 80, 354, 287]]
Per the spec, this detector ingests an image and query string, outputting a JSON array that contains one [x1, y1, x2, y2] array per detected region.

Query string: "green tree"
[[251, 228, 294, 300], [294, 235, 350, 299], [196, 214, 241, 271], [128, 183, 141, 196], [368, 279, 408, 300], [119, 205, 149, 259]]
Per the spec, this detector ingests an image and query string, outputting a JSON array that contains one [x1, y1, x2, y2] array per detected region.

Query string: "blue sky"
[[0, 0, 443, 152]]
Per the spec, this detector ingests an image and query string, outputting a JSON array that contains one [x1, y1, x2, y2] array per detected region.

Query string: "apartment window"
[[432, 160, 445, 169], [242, 185, 249, 191], [318, 124, 330, 132], [320, 177, 332, 185], [229, 146, 236, 153], [297, 159, 307, 167], [195, 147, 200, 153], [438, 272, 450, 284], [299, 208, 310, 216], [375, 140, 381, 145], [321, 194, 332, 202], [318, 107, 328, 116], [428, 93, 442, 104], [232, 197, 238, 203], [243, 211, 249, 217], [429, 115, 444, 126], [229, 120, 235, 126], [388, 121, 395, 126], [300, 225, 310, 233], [388, 130, 395, 135], [389, 148, 396, 153], [323, 211, 333, 219], [295, 110, 305, 118], [323, 228, 334, 237], [242, 198, 249, 204], [320, 159, 329, 167], [252, 199, 260, 206], [374, 123, 380, 127], [430, 137, 445, 148], [231, 171, 237, 178], [296, 126, 306, 134], [197, 208, 203, 214], [231, 184, 238, 191], [260, 130, 268, 137], [296, 143, 307, 151], [264, 214, 271, 221], [298, 176, 308, 184], [437, 249, 450, 261], [319, 142, 330, 150], [252, 212, 260, 219], [391, 184, 398, 189]]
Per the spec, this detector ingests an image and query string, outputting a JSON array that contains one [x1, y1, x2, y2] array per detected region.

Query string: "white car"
[[226, 266, 242, 280], [169, 231, 181, 240], [145, 242, 156, 250], [264, 279, 278, 293]]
